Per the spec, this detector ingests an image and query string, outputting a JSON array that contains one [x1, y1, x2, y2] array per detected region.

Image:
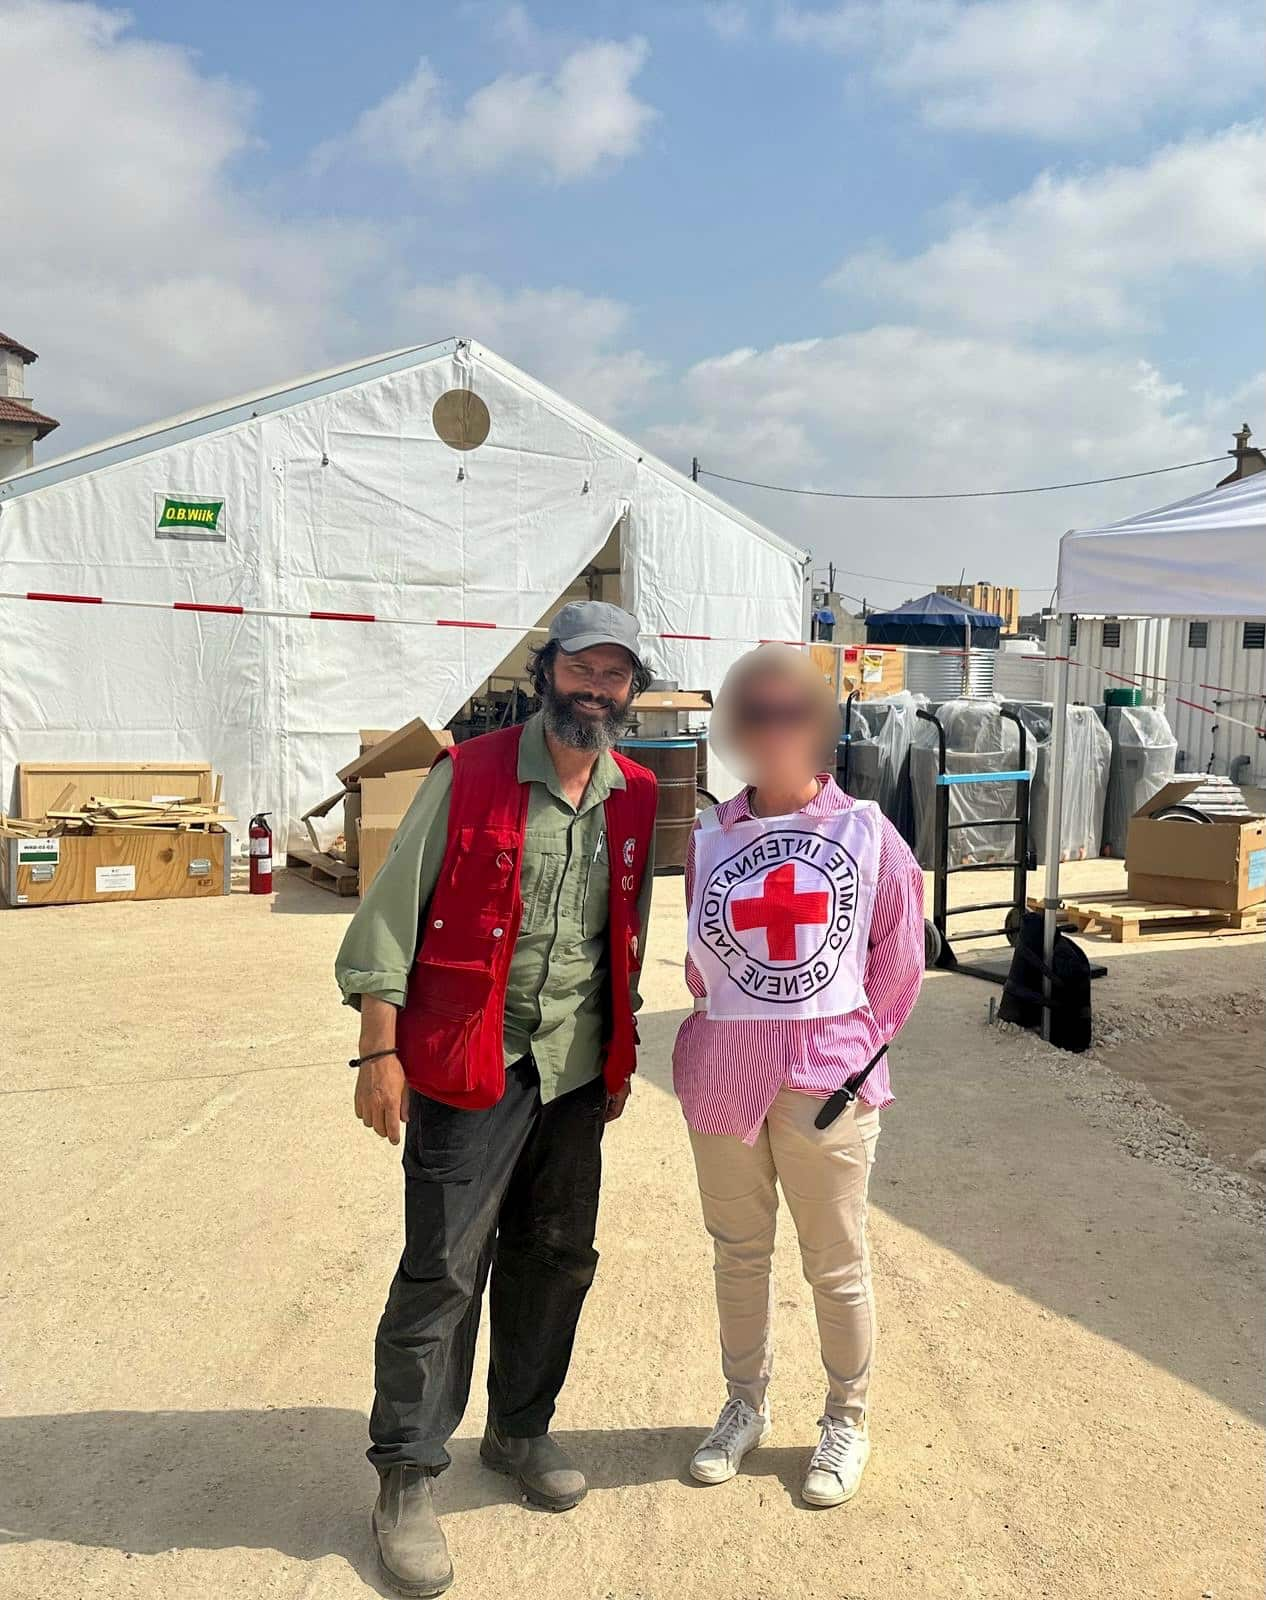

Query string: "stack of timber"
[[45, 789, 231, 834], [1, 786, 230, 839]]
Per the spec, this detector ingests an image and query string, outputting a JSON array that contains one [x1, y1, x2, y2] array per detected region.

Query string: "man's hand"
[[355, 1052, 410, 1144], [604, 1080, 632, 1123]]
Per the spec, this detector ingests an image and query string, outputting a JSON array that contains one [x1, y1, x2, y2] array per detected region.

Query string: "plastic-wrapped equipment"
[[837, 691, 925, 846], [910, 698, 1038, 869], [1102, 705, 1177, 857], [1003, 702, 1111, 864]]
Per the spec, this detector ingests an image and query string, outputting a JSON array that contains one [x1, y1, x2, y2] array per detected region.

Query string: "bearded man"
[[336, 601, 657, 1597]]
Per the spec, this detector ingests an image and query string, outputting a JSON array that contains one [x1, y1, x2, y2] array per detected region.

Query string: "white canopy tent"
[[1042, 473, 1266, 1032], [0, 338, 808, 843]]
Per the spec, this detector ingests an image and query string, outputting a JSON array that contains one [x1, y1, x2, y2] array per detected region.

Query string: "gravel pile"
[[992, 987, 1265, 1224], [1090, 987, 1263, 1049]]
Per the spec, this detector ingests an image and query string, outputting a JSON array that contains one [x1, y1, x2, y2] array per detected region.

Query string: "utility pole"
[[691, 456, 700, 483]]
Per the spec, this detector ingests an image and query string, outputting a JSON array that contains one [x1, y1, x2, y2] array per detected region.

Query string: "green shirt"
[[335, 714, 655, 1103]]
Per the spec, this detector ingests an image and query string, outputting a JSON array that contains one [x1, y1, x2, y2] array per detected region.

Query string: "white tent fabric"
[[1041, 471, 1266, 1039], [0, 340, 806, 843], [1056, 472, 1266, 619]]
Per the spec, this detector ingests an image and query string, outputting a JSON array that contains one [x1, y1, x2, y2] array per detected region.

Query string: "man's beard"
[[541, 681, 632, 751]]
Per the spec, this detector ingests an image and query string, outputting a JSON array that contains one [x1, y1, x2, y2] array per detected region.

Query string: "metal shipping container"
[[1164, 616, 1266, 785]]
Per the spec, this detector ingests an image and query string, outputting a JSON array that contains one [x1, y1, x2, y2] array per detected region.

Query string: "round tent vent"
[[432, 389, 491, 451]]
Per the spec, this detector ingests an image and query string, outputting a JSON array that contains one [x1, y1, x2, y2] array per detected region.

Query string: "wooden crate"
[[840, 646, 906, 702], [17, 761, 212, 819], [1030, 892, 1264, 943], [2, 827, 230, 908]]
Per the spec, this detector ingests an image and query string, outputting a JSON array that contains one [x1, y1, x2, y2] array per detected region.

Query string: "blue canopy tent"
[[866, 592, 1004, 649]]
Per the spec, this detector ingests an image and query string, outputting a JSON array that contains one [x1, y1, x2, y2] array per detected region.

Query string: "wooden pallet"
[[1029, 893, 1263, 943], [286, 847, 358, 897]]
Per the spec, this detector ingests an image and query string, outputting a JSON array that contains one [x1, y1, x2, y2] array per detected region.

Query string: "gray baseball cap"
[[548, 601, 643, 662]]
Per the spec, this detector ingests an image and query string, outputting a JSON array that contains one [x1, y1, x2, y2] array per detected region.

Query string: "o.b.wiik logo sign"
[[698, 829, 860, 1005], [154, 492, 227, 542]]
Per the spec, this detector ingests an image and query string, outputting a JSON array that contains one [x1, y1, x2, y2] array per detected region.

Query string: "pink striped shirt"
[[673, 776, 925, 1144]]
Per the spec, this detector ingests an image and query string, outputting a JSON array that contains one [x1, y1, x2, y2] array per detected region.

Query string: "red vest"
[[397, 723, 658, 1110]]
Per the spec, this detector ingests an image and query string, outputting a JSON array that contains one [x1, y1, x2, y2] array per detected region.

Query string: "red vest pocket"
[[397, 963, 496, 1097]]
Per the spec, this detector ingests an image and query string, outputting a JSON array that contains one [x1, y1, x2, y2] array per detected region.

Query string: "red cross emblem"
[[730, 862, 829, 962]]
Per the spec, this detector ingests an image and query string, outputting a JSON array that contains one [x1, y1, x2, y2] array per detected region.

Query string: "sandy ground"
[[1099, 1023, 1264, 1179], [1, 859, 1263, 1600]]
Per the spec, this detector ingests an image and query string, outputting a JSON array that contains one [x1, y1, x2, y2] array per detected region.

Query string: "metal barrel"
[[617, 737, 697, 873], [696, 734, 709, 791]]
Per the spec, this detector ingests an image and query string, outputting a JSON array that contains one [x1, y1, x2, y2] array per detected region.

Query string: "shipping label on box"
[[95, 865, 137, 893], [18, 837, 59, 865]]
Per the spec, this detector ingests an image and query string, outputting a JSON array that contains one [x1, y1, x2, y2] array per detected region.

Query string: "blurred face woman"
[[710, 644, 841, 813], [670, 645, 925, 1510]]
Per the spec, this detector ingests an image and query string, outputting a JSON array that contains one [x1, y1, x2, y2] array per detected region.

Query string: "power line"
[[818, 564, 1054, 594], [698, 455, 1225, 502]]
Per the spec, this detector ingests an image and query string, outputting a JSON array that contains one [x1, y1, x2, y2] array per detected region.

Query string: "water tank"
[[904, 648, 997, 702]]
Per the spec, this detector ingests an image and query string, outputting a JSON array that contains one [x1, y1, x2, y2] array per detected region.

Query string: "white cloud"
[[830, 124, 1266, 331], [777, 0, 1259, 139], [396, 277, 662, 420], [0, 0, 380, 444], [651, 327, 1233, 595], [0, 2, 657, 454], [703, 4, 752, 40], [323, 36, 655, 183]]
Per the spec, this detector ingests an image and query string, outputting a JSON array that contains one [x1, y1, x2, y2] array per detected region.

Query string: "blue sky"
[[3, 0, 1262, 603]]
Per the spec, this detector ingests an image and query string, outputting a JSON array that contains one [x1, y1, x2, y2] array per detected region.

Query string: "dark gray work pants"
[[368, 1057, 605, 1475]]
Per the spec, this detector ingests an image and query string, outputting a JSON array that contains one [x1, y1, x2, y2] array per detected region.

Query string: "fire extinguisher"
[[249, 813, 274, 895]]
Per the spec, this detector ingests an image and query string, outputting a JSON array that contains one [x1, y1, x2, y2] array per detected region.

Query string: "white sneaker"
[[689, 1396, 771, 1484], [801, 1415, 870, 1507]]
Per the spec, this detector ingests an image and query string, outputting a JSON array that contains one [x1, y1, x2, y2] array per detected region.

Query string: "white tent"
[[0, 338, 808, 842], [1041, 473, 1266, 1032], [1055, 472, 1266, 620]]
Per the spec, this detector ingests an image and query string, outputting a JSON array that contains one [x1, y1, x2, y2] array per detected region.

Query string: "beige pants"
[[688, 1090, 881, 1424]]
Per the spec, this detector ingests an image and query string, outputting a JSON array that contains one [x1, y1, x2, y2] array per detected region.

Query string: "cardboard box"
[[1126, 780, 1266, 911], [632, 689, 712, 739], [300, 788, 358, 860], [631, 690, 713, 713], [357, 822, 397, 897], [2, 826, 231, 908], [360, 768, 432, 820], [341, 788, 362, 867], [297, 717, 450, 893], [357, 768, 433, 896], [337, 718, 452, 785]]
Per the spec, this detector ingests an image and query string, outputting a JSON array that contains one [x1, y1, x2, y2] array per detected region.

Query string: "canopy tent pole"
[[1040, 614, 1072, 1040]]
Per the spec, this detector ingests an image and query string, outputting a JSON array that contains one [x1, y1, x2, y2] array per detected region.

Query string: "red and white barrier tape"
[[0, 588, 963, 654], [1041, 653, 1265, 737], [4, 588, 1262, 736]]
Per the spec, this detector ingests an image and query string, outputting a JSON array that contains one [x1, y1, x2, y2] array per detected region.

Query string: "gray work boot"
[[372, 1465, 454, 1597], [479, 1422, 587, 1511]]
